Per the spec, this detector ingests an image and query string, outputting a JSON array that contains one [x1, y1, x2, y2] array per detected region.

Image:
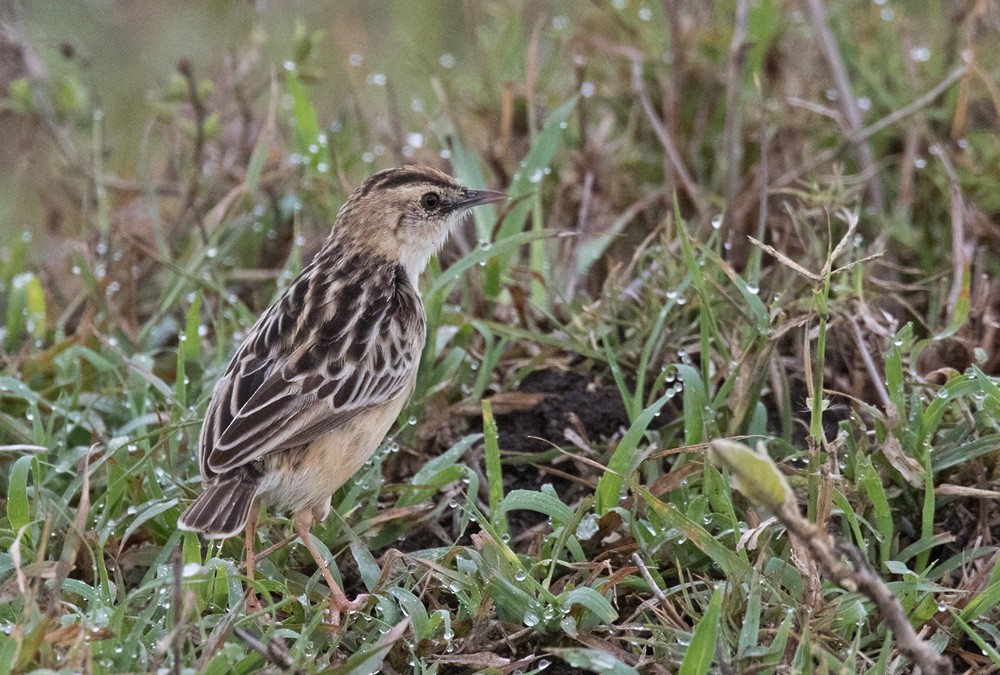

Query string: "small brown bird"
[[178, 165, 504, 621]]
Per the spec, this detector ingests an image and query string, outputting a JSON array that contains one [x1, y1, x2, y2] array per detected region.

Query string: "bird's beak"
[[456, 188, 508, 209]]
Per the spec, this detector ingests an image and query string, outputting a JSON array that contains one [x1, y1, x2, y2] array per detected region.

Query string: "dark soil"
[[494, 369, 629, 454]]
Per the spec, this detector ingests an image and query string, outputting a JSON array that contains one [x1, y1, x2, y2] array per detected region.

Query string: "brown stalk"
[[630, 59, 708, 220], [232, 627, 298, 671], [720, 0, 750, 245], [775, 499, 953, 674], [845, 313, 892, 410], [770, 65, 967, 193], [894, 28, 923, 219], [801, 0, 885, 210], [177, 58, 209, 244], [930, 144, 970, 321]]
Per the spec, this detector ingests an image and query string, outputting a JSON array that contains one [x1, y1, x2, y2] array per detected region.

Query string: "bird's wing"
[[198, 263, 422, 478]]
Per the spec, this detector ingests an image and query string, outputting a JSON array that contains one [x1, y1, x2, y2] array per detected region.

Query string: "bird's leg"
[[244, 499, 262, 615], [292, 508, 368, 625]]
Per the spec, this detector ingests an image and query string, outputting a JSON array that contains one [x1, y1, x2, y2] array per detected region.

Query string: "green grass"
[[2, 1, 1000, 673]]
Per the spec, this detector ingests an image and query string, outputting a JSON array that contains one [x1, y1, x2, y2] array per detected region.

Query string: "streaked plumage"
[[177, 165, 505, 622]]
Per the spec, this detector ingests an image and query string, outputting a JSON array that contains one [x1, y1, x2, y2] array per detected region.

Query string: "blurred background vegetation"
[[2, 0, 1000, 673]]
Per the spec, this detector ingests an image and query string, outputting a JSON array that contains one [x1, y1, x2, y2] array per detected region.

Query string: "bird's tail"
[[177, 473, 258, 538]]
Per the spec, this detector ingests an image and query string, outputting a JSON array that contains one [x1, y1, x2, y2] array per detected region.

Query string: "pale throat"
[[397, 213, 462, 288]]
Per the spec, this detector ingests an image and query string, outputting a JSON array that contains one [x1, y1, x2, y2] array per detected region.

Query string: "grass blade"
[[679, 585, 724, 675], [482, 400, 507, 538], [595, 390, 673, 513]]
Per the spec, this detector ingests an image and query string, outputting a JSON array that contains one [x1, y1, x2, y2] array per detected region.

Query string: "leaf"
[[424, 229, 556, 299], [284, 69, 321, 164], [951, 612, 1000, 668], [324, 618, 409, 675], [494, 96, 578, 244], [678, 364, 709, 445], [560, 586, 618, 622], [347, 531, 381, 592], [181, 291, 201, 363], [397, 434, 481, 508], [387, 587, 430, 638], [634, 484, 754, 579], [703, 247, 769, 333], [500, 489, 575, 526], [884, 324, 912, 417], [959, 557, 1000, 622], [7, 454, 35, 531], [857, 457, 893, 568], [737, 571, 762, 657], [679, 585, 724, 675], [243, 125, 271, 195], [24, 274, 46, 339], [595, 389, 673, 513], [119, 499, 179, 554], [551, 648, 639, 675], [708, 439, 792, 512], [482, 401, 506, 537]]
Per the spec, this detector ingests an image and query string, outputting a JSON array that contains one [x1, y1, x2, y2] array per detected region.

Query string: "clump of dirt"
[[494, 369, 629, 454]]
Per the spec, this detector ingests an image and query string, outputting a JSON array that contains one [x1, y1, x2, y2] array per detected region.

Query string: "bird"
[[177, 165, 505, 623]]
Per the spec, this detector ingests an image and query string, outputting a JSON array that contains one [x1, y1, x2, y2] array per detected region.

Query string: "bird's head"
[[333, 165, 506, 284]]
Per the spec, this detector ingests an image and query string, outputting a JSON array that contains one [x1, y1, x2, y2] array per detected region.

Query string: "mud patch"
[[494, 369, 629, 454]]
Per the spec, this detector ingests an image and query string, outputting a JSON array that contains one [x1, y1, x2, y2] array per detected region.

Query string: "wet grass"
[[1, 1, 1000, 673]]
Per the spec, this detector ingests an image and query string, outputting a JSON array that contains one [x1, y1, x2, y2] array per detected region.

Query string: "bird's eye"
[[420, 192, 441, 210]]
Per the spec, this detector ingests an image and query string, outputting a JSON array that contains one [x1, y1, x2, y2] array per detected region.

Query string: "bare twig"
[[237, 533, 297, 571], [801, 0, 885, 210], [712, 440, 951, 673], [177, 58, 209, 243], [930, 144, 970, 321], [233, 627, 298, 671], [779, 500, 951, 673], [845, 313, 892, 410], [893, 29, 924, 219], [771, 65, 967, 192], [630, 552, 668, 605], [630, 59, 708, 220]]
